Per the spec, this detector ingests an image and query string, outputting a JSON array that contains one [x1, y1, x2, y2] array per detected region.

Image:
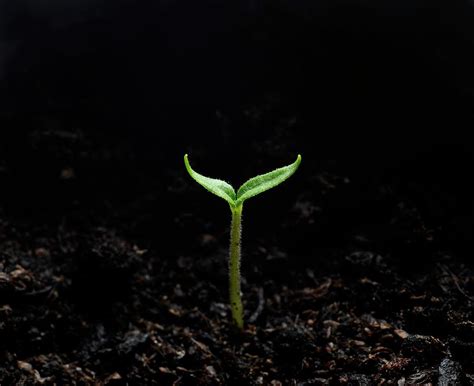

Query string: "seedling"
[[184, 154, 301, 329]]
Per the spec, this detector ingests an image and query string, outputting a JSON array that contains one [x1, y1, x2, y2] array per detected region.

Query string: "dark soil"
[[0, 117, 473, 385]]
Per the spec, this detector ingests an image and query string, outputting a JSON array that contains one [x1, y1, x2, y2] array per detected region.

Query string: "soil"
[[0, 115, 473, 385]]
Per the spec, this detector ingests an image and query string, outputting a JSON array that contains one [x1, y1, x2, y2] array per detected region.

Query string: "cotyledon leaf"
[[235, 154, 301, 206], [184, 154, 236, 207]]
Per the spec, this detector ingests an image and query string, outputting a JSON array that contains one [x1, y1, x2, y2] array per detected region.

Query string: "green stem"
[[229, 204, 244, 329]]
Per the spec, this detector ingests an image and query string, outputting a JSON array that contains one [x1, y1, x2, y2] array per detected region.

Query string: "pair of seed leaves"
[[184, 154, 301, 208]]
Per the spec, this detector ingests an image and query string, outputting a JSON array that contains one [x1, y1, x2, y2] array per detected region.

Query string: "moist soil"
[[0, 118, 473, 385]]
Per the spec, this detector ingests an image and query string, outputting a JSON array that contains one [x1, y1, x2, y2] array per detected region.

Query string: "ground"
[[0, 115, 473, 385]]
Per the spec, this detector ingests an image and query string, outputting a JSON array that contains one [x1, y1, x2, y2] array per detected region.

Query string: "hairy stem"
[[229, 204, 244, 329]]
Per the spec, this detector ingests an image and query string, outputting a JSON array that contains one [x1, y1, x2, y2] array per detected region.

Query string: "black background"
[[2, 0, 474, 148], [1, 0, 474, 250]]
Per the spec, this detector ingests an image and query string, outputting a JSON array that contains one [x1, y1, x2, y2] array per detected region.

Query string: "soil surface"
[[0, 117, 473, 385]]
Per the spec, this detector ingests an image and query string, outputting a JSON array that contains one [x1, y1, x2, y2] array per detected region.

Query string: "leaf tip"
[[294, 154, 302, 170]]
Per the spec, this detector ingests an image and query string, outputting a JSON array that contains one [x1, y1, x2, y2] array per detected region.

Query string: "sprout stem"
[[229, 204, 244, 329]]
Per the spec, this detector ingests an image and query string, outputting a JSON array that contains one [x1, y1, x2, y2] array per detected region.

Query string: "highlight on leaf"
[[235, 154, 301, 206], [184, 154, 236, 207]]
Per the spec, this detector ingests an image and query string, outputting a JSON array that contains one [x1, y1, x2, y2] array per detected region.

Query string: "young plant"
[[184, 154, 301, 329]]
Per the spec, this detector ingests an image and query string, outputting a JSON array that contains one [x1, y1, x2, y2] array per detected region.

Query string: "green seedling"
[[184, 154, 301, 329]]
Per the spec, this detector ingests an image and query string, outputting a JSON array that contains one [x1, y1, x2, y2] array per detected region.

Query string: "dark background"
[[0, 0, 474, 250], [2, 0, 474, 142], [1, 0, 474, 256]]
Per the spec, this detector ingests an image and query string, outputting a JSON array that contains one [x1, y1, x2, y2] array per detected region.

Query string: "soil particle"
[[401, 335, 446, 363], [270, 325, 316, 364], [117, 329, 149, 355], [405, 370, 437, 384], [342, 374, 371, 385], [437, 358, 463, 386], [344, 251, 385, 271]]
